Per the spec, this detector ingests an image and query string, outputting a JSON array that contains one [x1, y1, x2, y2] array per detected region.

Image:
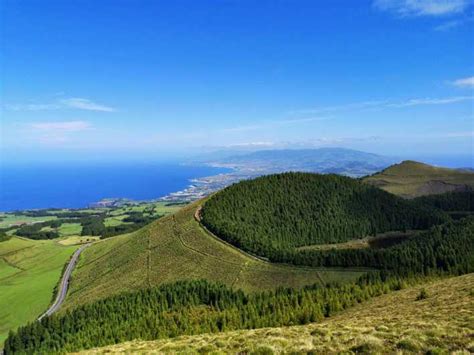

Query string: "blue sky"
[[1, 0, 473, 164]]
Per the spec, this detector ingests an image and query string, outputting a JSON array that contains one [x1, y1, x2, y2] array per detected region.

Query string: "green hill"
[[363, 160, 474, 198], [201, 172, 448, 259], [63, 201, 362, 310], [84, 273, 474, 354]]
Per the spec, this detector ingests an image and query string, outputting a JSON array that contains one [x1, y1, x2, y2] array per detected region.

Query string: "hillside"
[[64, 200, 362, 310], [364, 160, 474, 198], [201, 172, 447, 258], [203, 147, 396, 177], [0, 237, 77, 344], [84, 273, 474, 354]]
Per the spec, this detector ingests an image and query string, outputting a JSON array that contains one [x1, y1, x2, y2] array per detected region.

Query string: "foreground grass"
[[65, 201, 364, 310], [0, 237, 77, 344], [84, 273, 474, 354]]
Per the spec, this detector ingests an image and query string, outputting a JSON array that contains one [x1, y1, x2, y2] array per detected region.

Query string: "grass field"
[[84, 273, 474, 354], [64, 201, 365, 310], [0, 214, 57, 228], [364, 160, 474, 198], [0, 237, 78, 345]]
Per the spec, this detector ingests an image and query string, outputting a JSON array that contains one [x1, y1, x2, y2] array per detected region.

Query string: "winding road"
[[38, 243, 91, 321]]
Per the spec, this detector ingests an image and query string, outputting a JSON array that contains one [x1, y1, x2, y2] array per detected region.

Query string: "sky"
[[1, 0, 473, 165]]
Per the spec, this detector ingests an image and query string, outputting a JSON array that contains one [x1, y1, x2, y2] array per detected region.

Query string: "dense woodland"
[[274, 216, 474, 273], [201, 173, 448, 257], [5, 215, 473, 354], [414, 190, 474, 212]]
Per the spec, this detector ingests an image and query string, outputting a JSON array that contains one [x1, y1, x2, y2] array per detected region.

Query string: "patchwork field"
[[85, 273, 474, 354], [64, 201, 365, 310], [0, 237, 77, 344]]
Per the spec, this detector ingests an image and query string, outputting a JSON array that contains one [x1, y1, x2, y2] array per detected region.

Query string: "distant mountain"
[[364, 160, 474, 198], [202, 148, 398, 177]]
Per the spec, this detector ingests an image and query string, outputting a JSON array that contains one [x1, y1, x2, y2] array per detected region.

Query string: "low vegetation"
[[85, 273, 474, 354], [0, 237, 77, 344], [363, 160, 474, 198]]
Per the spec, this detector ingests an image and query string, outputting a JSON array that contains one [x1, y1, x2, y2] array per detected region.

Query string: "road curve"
[[38, 243, 91, 321]]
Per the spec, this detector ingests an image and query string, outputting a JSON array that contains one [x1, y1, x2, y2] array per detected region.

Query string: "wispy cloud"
[[5, 103, 61, 111], [452, 76, 474, 88], [443, 130, 474, 138], [27, 120, 93, 145], [373, 0, 472, 17], [220, 116, 331, 133], [5, 97, 116, 112], [59, 98, 116, 112], [434, 19, 462, 30], [387, 96, 473, 107], [289, 101, 387, 115], [291, 96, 473, 115], [30, 121, 92, 132]]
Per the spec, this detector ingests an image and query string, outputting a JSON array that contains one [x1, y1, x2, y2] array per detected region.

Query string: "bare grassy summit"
[[364, 160, 474, 198], [82, 273, 474, 354]]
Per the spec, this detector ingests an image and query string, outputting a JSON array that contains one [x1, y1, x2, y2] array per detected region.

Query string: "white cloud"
[[387, 96, 473, 107], [221, 116, 331, 133], [292, 96, 473, 114], [452, 76, 474, 88], [27, 121, 93, 145], [30, 121, 92, 132], [227, 142, 276, 147], [4, 103, 61, 111], [444, 130, 474, 137], [4, 97, 116, 112], [434, 19, 462, 30], [374, 0, 471, 16], [60, 98, 116, 112]]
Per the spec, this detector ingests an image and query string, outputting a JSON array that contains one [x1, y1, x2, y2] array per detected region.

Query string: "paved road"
[[38, 243, 91, 321]]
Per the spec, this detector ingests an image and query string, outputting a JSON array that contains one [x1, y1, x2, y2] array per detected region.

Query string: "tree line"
[[272, 216, 474, 274], [201, 172, 449, 257]]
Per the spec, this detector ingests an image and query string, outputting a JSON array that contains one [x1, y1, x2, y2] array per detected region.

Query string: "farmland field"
[[0, 237, 78, 344]]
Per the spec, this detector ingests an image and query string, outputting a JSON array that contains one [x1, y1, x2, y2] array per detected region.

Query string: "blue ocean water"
[[0, 162, 229, 211]]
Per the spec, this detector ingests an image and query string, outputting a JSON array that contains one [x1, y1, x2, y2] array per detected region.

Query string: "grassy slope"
[[364, 160, 474, 198], [85, 273, 474, 354], [64, 201, 364, 310], [0, 237, 77, 344]]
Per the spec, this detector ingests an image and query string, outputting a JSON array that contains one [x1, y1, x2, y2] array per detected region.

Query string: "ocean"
[[0, 162, 229, 212]]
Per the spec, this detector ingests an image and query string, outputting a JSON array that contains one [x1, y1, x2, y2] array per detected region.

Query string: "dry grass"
[[57, 236, 101, 246], [80, 273, 474, 354], [363, 160, 474, 198], [64, 201, 364, 310]]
